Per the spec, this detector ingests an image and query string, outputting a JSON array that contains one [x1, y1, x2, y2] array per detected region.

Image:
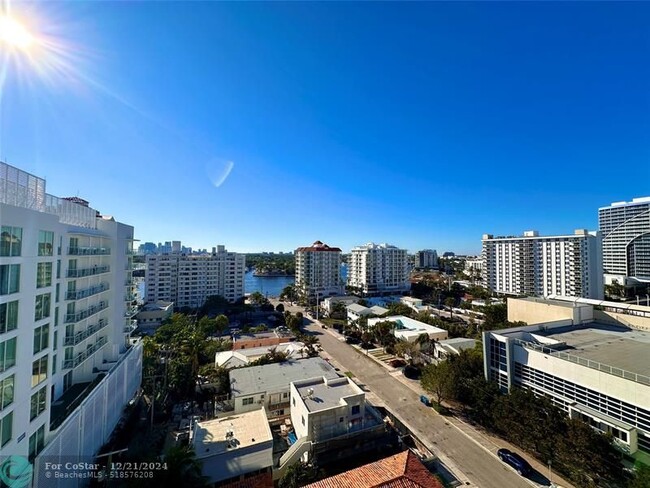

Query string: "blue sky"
[[2, 2, 649, 254]]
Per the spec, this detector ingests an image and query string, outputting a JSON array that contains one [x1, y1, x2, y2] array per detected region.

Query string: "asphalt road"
[[303, 320, 534, 488]]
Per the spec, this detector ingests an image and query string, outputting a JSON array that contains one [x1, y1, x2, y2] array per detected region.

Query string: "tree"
[[421, 361, 455, 407], [444, 297, 456, 319], [276, 303, 285, 313], [395, 339, 419, 365], [280, 285, 298, 303], [279, 462, 320, 488], [249, 291, 267, 306], [214, 314, 229, 336], [483, 303, 508, 330], [629, 465, 650, 488], [199, 295, 229, 316], [371, 320, 397, 348], [386, 302, 415, 317], [161, 446, 209, 487]]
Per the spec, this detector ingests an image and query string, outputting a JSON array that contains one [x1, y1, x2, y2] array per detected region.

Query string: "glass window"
[[56, 260, 61, 279], [53, 331, 58, 351], [34, 294, 51, 321], [52, 353, 57, 375], [28, 424, 45, 461], [0, 265, 20, 295], [0, 375, 14, 410], [0, 338, 17, 372], [242, 397, 254, 406], [30, 387, 47, 421], [33, 324, 49, 354], [31, 355, 48, 387], [0, 226, 22, 257], [38, 231, 54, 256], [0, 411, 12, 447], [36, 263, 52, 288], [0, 301, 18, 334], [351, 405, 360, 415], [54, 307, 59, 327]]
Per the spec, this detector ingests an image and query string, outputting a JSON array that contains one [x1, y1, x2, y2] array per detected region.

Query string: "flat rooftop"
[[514, 297, 589, 309], [230, 357, 339, 396], [509, 323, 650, 378], [193, 408, 272, 459], [296, 377, 361, 412]]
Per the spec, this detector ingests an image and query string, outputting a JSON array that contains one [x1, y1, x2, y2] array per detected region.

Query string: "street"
[[301, 319, 539, 488]]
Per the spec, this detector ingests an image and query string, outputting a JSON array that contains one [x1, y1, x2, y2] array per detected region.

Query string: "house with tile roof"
[[303, 450, 443, 488]]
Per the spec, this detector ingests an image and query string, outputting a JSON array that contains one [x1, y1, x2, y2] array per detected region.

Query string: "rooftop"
[[501, 322, 650, 379], [304, 450, 443, 488], [215, 342, 306, 367], [295, 377, 362, 413], [192, 408, 272, 459], [296, 241, 342, 253], [229, 358, 339, 397]]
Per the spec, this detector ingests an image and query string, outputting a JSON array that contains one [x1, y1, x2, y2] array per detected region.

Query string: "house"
[[229, 358, 339, 419], [192, 408, 274, 486], [215, 342, 306, 368], [367, 315, 448, 343], [433, 338, 477, 360], [346, 304, 389, 322], [135, 300, 173, 330], [303, 450, 443, 488], [232, 328, 294, 350], [400, 296, 426, 313], [321, 296, 360, 315]]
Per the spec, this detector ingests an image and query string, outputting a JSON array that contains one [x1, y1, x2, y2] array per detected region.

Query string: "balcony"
[[68, 246, 111, 256], [123, 321, 137, 333], [124, 306, 139, 318], [65, 301, 108, 324], [67, 265, 110, 278], [64, 318, 108, 346], [62, 336, 108, 369], [66, 283, 109, 301]]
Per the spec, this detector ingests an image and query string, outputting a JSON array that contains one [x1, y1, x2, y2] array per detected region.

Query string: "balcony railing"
[[66, 283, 109, 301], [124, 306, 139, 318], [68, 247, 111, 256], [65, 301, 108, 324], [64, 318, 108, 346], [62, 336, 108, 369], [66, 265, 110, 278]]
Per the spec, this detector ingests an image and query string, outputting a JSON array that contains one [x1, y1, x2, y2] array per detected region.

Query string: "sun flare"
[[0, 15, 34, 49]]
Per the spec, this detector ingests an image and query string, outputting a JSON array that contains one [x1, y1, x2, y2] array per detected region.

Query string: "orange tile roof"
[[219, 471, 273, 488], [303, 451, 443, 488]]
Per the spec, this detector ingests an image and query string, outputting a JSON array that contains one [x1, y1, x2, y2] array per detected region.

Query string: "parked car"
[[497, 448, 532, 476], [345, 336, 361, 344]]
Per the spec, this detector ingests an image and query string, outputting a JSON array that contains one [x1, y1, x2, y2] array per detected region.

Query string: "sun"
[[0, 15, 34, 50]]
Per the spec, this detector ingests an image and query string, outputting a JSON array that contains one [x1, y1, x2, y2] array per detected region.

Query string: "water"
[[245, 271, 294, 298]]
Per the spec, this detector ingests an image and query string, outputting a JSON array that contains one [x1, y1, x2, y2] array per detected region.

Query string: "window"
[[36, 263, 52, 288], [52, 353, 56, 375], [242, 397, 254, 406], [0, 226, 22, 256], [34, 294, 51, 321], [0, 264, 20, 295], [0, 301, 18, 334], [54, 307, 59, 327], [55, 283, 60, 303], [339, 417, 344, 423], [282, 392, 289, 399], [56, 260, 61, 279], [301, 416, 305, 426], [31, 356, 48, 387], [28, 424, 45, 461], [53, 331, 58, 351], [38, 231, 54, 256], [0, 338, 17, 372], [0, 411, 12, 447], [33, 324, 49, 354], [292, 398, 296, 407], [351, 405, 360, 415], [30, 387, 47, 421], [0, 375, 14, 410]]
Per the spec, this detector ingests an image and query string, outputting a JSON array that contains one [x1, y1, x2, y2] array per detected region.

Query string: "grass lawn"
[[321, 318, 346, 328]]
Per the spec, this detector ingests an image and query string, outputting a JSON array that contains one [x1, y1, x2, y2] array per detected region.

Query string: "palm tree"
[[161, 446, 209, 487]]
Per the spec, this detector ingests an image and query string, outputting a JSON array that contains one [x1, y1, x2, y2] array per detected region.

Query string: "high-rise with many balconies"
[[598, 197, 650, 288], [294, 241, 343, 302], [0, 162, 142, 474], [145, 245, 245, 308], [347, 243, 410, 296], [482, 230, 603, 299]]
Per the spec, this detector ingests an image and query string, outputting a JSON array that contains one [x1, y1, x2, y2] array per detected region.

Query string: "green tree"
[[386, 302, 415, 317], [276, 303, 285, 313], [160, 446, 209, 488], [483, 303, 508, 330], [199, 295, 229, 316], [249, 291, 267, 306], [279, 462, 320, 488], [421, 361, 455, 407], [629, 464, 650, 488], [214, 314, 229, 335], [280, 285, 298, 303]]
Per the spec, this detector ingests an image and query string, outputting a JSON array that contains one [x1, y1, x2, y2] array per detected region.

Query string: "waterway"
[[245, 271, 294, 298]]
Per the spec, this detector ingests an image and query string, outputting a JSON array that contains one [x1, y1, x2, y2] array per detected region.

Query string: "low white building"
[[400, 296, 426, 313], [192, 408, 273, 485], [290, 376, 367, 443], [367, 315, 448, 343], [135, 300, 173, 329], [321, 296, 360, 315], [215, 342, 306, 368], [346, 303, 389, 322], [433, 337, 477, 360], [229, 358, 338, 419]]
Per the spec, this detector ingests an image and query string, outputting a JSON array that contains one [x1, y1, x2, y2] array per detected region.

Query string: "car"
[[497, 448, 531, 476], [345, 336, 360, 344]]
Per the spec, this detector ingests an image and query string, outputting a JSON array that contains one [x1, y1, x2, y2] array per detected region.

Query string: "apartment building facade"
[[599, 197, 650, 286], [294, 241, 342, 302], [0, 162, 142, 475], [481, 230, 603, 299], [347, 243, 410, 296], [415, 249, 438, 269], [145, 245, 245, 308]]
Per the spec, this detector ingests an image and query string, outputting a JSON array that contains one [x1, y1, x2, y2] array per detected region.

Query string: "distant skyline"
[[3, 2, 649, 255]]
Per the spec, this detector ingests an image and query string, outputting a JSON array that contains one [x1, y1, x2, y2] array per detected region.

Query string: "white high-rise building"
[[347, 243, 410, 296], [482, 230, 603, 299], [0, 162, 142, 471], [415, 249, 438, 269], [146, 245, 245, 308], [598, 197, 650, 286], [294, 241, 342, 302]]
